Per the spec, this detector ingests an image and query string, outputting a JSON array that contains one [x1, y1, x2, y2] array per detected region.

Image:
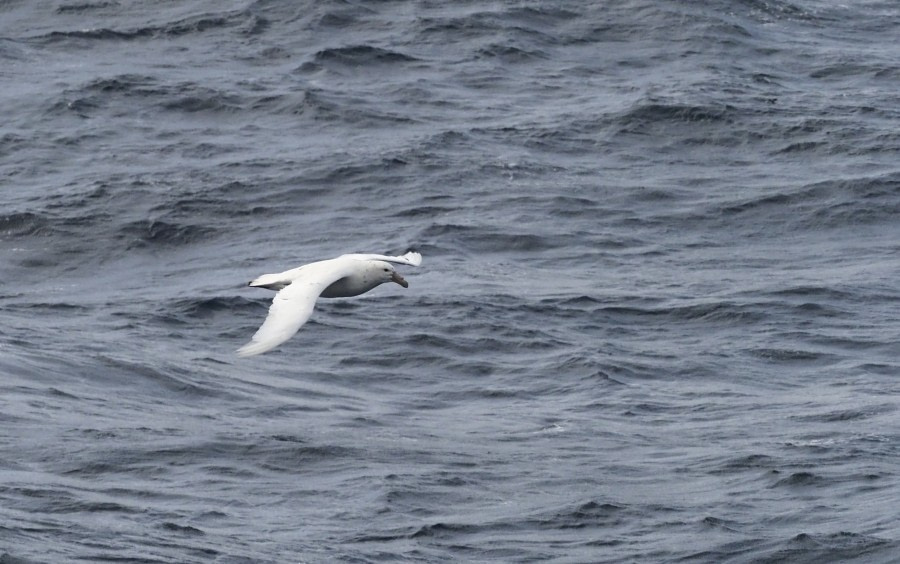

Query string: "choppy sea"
[[2, 1, 899, 562]]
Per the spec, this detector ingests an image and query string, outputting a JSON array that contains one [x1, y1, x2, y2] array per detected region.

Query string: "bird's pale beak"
[[391, 272, 409, 288]]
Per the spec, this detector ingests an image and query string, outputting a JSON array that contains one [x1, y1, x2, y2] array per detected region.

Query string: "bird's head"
[[371, 260, 408, 288]]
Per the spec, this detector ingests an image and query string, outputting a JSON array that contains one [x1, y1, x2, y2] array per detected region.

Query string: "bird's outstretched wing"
[[237, 259, 355, 357], [340, 251, 422, 267]]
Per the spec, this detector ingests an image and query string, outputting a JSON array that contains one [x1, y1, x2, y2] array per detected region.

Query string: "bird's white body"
[[237, 251, 422, 357]]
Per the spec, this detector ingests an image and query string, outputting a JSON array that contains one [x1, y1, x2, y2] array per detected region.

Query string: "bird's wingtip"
[[236, 341, 271, 357], [402, 250, 423, 266]]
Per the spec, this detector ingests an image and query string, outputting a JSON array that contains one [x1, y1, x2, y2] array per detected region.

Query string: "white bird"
[[237, 251, 422, 357]]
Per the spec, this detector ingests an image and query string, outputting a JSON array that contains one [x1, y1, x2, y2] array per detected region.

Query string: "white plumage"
[[237, 251, 422, 357]]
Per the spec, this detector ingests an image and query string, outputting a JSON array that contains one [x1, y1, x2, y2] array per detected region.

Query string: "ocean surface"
[[1, 1, 899, 562]]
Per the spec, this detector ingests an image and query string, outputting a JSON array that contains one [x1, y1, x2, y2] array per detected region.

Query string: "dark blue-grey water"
[[2, 1, 899, 562]]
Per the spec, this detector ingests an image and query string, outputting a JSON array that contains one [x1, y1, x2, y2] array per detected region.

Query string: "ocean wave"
[[36, 9, 257, 43], [312, 45, 419, 66], [0, 212, 48, 237], [118, 219, 217, 249]]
